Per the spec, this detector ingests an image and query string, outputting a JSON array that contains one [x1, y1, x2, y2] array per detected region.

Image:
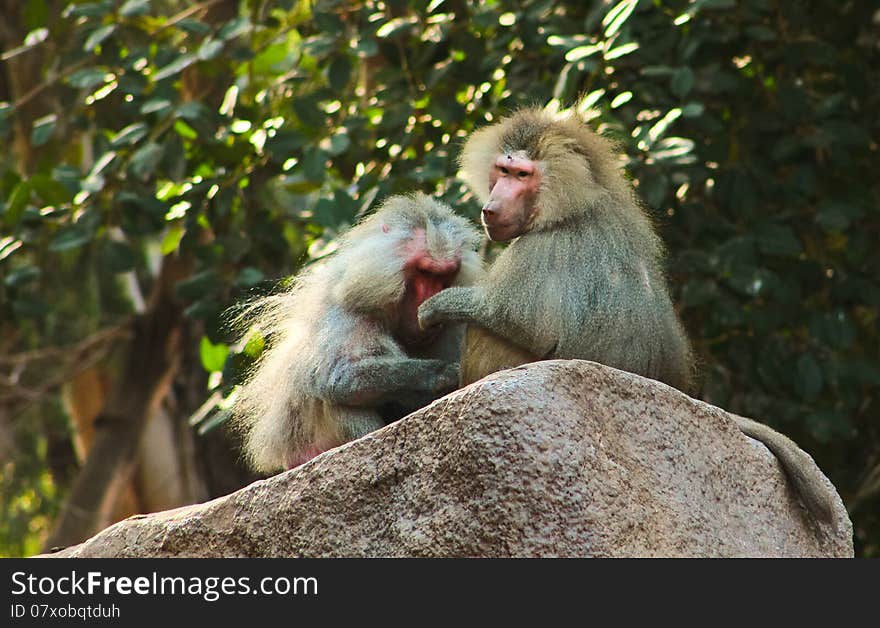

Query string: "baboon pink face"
[[399, 228, 461, 346], [481, 153, 542, 242]]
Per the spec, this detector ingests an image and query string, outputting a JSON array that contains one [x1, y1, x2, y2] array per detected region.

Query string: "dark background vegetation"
[[0, 0, 877, 556]]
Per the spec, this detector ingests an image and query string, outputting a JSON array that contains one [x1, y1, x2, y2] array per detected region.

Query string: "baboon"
[[233, 193, 482, 472], [419, 107, 836, 524]]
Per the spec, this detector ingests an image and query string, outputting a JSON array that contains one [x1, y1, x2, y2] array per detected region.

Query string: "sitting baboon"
[[233, 193, 482, 471], [419, 108, 837, 524]]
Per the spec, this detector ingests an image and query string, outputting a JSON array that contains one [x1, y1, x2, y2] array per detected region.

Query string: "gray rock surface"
[[42, 360, 853, 558]]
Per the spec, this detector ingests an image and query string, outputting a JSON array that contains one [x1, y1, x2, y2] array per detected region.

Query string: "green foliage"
[[0, 0, 878, 555]]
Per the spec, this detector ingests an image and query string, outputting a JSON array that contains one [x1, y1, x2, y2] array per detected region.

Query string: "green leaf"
[[815, 93, 847, 118], [197, 408, 231, 435], [816, 201, 864, 232], [681, 279, 718, 307], [153, 53, 196, 82], [64, 1, 113, 18], [52, 165, 80, 190], [376, 16, 418, 39], [118, 191, 166, 235], [328, 55, 352, 91], [30, 114, 56, 146], [3, 265, 40, 288], [292, 96, 326, 128], [22, 27, 48, 48], [604, 42, 639, 60], [175, 102, 206, 121], [637, 171, 668, 208], [235, 267, 265, 288], [83, 24, 115, 51], [645, 108, 682, 146], [681, 102, 705, 117], [49, 225, 92, 251], [326, 131, 351, 156], [313, 189, 357, 229], [577, 88, 606, 112], [174, 119, 198, 140], [176, 270, 220, 300], [200, 336, 229, 373], [565, 44, 602, 62], [301, 148, 328, 183], [354, 38, 378, 57], [29, 174, 72, 205], [198, 38, 224, 61], [810, 311, 856, 351], [252, 42, 291, 75], [243, 333, 266, 358], [110, 122, 149, 147], [603, 0, 638, 38], [303, 35, 335, 59], [81, 173, 105, 194], [129, 142, 164, 180], [0, 238, 22, 262], [184, 298, 220, 320], [313, 11, 344, 33], [547, 34, 590, 49], [650, 137, 695, 163], [671, 67, 695, 98], [610, 91, 632, 108], [88, 151, 117, 177], [119, 0, 150, 17], [756, 224, 803, 258], [101, 240, 136, 273], [4, 181, 30, 226], [141, 99, 173, 115], [266, 130, 306, 157], [218, 16, 251, 40], [161, 225, 186, 254], [175, 19, 211, 35], [641, 65, 676, 77], [67, 68, 108, 89]]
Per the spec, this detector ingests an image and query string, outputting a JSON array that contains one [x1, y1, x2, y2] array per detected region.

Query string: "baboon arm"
[[419, 287, 556, 357], [318, 356, 459, 406], [418, 286, 484, 328], [335, 411, 386, 446]]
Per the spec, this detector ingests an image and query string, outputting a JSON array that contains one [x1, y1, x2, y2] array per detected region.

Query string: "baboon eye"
[[499, 166, 509, 175], [516, 171, 529, 179]]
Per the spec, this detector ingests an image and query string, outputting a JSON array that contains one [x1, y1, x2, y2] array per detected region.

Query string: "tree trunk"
[[44, 255, 188, 550]]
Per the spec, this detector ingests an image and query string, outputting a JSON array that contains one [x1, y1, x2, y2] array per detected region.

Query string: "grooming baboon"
[[419, 107, 836, 524], [233, 193, 482, 472]]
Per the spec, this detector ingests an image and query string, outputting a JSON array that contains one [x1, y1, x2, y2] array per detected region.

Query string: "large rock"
[[42, 360, 852, 558]]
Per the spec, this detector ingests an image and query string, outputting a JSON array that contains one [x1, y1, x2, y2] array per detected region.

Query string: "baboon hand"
[[418, 293, 446, 329], [434, 361, 460, 393]]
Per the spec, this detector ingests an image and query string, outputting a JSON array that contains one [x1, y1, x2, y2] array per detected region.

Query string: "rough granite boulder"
[[42, 360, 853, 558]]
